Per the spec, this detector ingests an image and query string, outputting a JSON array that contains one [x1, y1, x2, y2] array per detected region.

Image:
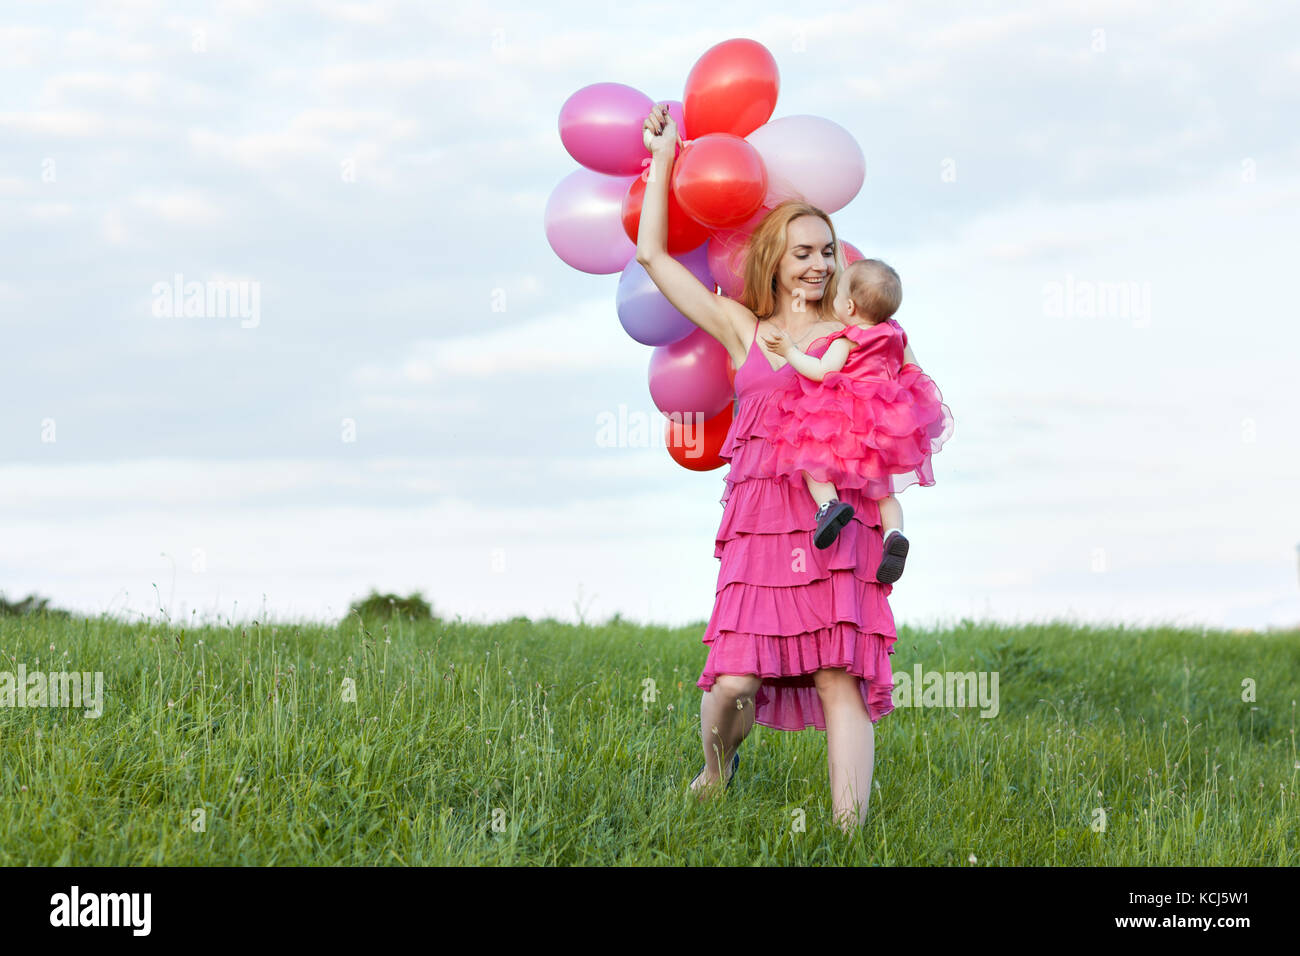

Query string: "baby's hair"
[[844, 259, 902, 324]]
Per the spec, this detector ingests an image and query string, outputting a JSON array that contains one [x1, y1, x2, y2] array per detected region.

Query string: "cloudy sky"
[[2, 0, 1298, 631]]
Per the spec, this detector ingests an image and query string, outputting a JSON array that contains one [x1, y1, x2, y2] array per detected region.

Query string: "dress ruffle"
[[759, 344, 954, 498], [698, 340, 899, 731]]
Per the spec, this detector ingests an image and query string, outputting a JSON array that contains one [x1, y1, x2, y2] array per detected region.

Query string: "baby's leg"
[[809, 472, 853, 550], [875, 495, 908, 584], [879, 494, 903, 537], [804, 472, 840, 507]]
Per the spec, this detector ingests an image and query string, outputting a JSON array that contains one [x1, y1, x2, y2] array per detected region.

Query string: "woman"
[[637, 104, 898, 831]]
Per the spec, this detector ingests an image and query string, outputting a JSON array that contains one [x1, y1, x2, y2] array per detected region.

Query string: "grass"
[[0, 612, 1296, 865]]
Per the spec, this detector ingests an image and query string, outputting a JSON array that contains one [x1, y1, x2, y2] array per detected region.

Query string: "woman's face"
[[775, 215, 836, 307]]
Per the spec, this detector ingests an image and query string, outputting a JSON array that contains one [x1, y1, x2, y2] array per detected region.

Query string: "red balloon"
[[840, 239, 865, 265], [671, 134, 768, 229], [683, 38, 780, 138], [665, 400, 734, 471], [621, 176, 711, 254]]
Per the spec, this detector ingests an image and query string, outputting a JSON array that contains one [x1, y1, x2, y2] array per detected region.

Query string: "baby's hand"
[[759, 327, 791, 356]]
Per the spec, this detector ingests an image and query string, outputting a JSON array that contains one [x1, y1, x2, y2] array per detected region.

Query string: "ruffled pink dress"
[[761, 319, 953, 499], [696, 322, 897, 731]]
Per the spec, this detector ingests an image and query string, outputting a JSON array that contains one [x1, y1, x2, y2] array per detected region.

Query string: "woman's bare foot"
[[689, 752, 738, 797]]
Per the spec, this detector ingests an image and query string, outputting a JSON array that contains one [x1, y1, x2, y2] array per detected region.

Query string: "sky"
[[2, 0, 1298, 631]]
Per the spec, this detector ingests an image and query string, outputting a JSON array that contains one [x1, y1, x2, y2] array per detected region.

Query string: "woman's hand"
[[642, 103, 679, 156]]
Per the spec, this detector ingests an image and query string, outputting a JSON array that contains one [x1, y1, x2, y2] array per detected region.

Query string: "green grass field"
[[1, 612, 1296, 865]]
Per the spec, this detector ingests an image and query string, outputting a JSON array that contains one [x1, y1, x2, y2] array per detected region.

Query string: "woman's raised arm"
[[636, 105, 752, 367]]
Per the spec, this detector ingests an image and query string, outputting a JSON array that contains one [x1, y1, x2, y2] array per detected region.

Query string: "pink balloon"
[[544, 168, 638, 275], [745, 115, 865, 213], [559, 82, 655, 176], [662, 99, 688, 141], [706, 204, 774, 299], [648, 325, 734, 419], [840, 239, 865, 265]]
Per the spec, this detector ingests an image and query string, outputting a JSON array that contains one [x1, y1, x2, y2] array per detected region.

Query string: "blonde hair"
[[844, 259, 902, 324], [741, 201, 842, 321]]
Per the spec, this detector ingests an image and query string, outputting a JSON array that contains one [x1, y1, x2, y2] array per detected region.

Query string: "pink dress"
[[761, 319, 953, 499], [696, 322, 897, 731]]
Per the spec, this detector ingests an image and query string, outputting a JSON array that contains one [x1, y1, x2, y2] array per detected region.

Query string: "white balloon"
[[745, 115, 866, 213]]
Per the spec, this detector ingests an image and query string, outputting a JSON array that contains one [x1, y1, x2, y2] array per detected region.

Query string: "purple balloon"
[[544, 168, 638, 275], [616, 243, 712, 346], [559, 82, 655, 176], [648, 325, 734, 419]]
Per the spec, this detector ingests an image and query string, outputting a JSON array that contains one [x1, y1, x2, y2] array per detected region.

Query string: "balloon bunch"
[[545, 38, 868, 471]]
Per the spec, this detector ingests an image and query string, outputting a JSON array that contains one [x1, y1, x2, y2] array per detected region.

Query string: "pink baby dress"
[[761, 319, 953, 500]]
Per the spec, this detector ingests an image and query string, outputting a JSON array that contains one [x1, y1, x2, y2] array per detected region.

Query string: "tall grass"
[[0, 612, 1295, 865]]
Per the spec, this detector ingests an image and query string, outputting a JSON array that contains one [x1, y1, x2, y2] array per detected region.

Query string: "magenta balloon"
[[705, 204, 773, 298], [648, 325, 734, 419], [745, 115, 866, 213], [559, 82, 655, 176], [544, 168, 638, 275], [706, 234, 745, 299], [616, 243, 712, 346]]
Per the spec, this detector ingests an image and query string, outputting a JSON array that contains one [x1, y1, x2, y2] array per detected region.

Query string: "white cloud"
[[132, 189, 226, 224], [39, 71, 165, 107], [350, 296, 647, 384], [0, 111, 109, 137]]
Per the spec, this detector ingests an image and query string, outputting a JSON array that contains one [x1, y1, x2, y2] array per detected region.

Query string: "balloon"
[[706, 235, 745, 300], [671, 133, 768, 228], [616, 244, 713, 346], [621, 175, 711, 254], [665, 400, 734, 471], [683, 38, 779, 138], [648, 325, 734, 419], [840, 239, 865, 266], [662, 99, 688, 141], [544, 168, 638, 274], [558, 82, 655, 176], [706, 203, 774, 298], [745, 115, 865, 213]]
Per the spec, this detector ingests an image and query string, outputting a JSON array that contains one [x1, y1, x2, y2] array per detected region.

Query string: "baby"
[[759, 259, 952, 584]]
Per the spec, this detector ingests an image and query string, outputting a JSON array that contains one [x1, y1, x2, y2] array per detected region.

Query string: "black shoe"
[[876, 530, 909, 583], [813, 499, 854, 550], [690, 751, 739, 793]]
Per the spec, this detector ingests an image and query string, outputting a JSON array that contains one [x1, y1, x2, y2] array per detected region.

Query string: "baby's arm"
[[783, 337, 853, 382]]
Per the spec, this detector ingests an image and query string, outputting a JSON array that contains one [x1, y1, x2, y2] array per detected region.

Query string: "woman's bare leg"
[[813, 667, 875, 831], [693, 674, 762, 795]]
